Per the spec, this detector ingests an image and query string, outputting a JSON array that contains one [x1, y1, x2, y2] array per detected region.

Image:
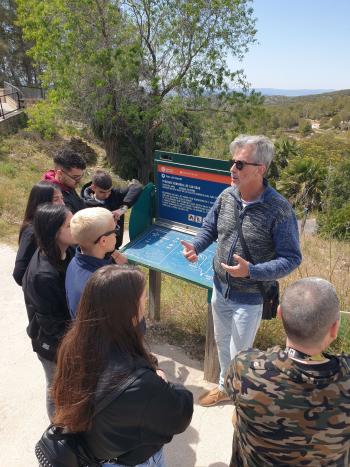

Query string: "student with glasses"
[[65, 207, 128, 319], [43, 148, 86, 214], [181, 135, 302, 407]]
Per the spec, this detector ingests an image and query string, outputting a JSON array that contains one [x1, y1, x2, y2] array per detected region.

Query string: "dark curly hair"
[[54, 148, 86, 170]]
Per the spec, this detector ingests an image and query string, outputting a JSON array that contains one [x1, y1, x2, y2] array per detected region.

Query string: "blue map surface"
[[123, 225, 216, 288]]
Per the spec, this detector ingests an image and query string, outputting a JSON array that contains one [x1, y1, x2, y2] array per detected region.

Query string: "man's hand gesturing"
[[180, 240, 198, 263], [221, 254, 250, 278]]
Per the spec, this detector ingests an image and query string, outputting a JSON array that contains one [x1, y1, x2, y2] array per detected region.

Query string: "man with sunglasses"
[[181, 135, 302, 407], [43, 148, 86, 213]]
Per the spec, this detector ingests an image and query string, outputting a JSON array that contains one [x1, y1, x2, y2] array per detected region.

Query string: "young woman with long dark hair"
[[53, 265, 193, 466], [22, 203, 75, 420], [13, 181, 64, 285]]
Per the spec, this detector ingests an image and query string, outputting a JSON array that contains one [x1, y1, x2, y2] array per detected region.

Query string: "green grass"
[[0, 131, 105, 244]]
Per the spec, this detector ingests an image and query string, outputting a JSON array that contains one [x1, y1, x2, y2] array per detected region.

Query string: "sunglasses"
[[230, 159, 263, 171], [93, 229, 116, 244], [61, 169, 84, 181]]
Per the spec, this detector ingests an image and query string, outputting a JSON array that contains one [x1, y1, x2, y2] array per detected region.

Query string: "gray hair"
[[229, 135, 275, 169], [281, 277, 340, 346]]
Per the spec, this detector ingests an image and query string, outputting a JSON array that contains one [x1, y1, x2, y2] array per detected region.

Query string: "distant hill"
[[254, 88, 335, 97], [264, 88, 350, 105]]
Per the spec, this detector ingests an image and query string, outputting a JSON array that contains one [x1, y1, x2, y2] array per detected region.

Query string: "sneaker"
[[198, 387, 231, 407]]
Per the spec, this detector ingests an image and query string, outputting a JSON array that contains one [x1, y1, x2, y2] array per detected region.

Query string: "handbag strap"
[[94, 367, 149, 416], [233, 202, 267, 299]]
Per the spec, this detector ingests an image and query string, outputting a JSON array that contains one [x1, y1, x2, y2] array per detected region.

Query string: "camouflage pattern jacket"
[[225, 346, 350, 466]]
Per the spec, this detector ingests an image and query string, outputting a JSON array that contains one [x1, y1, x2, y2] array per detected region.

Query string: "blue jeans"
[[211, 286, 263, 391], [37, 354, 56, 421], [103, 447, 166, 467]]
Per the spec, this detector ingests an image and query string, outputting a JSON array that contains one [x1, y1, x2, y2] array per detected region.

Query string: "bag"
[[35, 368, 147, 467], [262, 281, 279, 320], [234, 202, 279, 321], [35, 425, 99, 467]]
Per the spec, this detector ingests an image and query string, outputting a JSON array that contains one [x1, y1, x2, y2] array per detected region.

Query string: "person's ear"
[[132, 315, 139, 327], [56, 168, 63, 180], [259, 165, 267, 176], [330, 319, 340, 340], [277, 304, 282, 320]]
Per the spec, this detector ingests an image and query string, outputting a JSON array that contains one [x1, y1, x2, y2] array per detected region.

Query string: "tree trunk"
[[104, 134, 119, 168], [140, 130, 155, 184]]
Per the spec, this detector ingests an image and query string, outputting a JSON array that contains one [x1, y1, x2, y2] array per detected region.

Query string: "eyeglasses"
[[61, 169, 84, 181], [230, 159, 263, 171], [93, 229, 116, 244]]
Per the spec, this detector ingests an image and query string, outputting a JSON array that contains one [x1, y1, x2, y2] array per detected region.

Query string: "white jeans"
[[211, 285, 262, 391]]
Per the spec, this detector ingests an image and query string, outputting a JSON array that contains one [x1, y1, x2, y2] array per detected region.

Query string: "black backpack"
[[35, 368, 148, 467]]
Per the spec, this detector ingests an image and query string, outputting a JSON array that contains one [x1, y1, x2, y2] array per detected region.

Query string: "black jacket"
[[43, 170, 86, 214], [62, 188, 86, 214], [13, 224, 36, 286], [85, 355, 193, 465], [22, 248, 74, 361], [81, 181, 142, 248]]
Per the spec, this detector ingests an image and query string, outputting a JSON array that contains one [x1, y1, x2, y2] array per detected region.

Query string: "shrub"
[[317, 202, 350, 240], [25, 100, 58, 139]]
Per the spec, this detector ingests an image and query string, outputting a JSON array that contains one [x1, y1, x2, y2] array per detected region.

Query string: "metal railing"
[[19, 85, 46, 99], [0, 82, 45, 119], [0, 91, 23, 120]]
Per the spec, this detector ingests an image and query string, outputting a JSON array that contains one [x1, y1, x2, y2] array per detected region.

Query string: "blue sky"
[[229, 0, 350, 90]]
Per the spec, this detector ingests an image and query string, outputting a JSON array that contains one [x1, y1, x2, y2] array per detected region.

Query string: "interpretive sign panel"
[[156, 161, 231, 228], [124, 224, 216, 288], [156, 163, 231, 227]]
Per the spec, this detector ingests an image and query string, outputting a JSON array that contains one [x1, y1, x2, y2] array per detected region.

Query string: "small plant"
[[25, 100, 59, 139]]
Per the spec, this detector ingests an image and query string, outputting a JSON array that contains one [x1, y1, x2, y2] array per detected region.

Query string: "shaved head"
[[281, 277, 340, 346]]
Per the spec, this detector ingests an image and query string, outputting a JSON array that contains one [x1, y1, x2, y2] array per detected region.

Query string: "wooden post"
[[149, 269, 161, 321], [204, 290, 220, 383]]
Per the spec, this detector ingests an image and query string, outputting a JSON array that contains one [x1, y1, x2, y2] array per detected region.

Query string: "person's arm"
[[13, 227, 36, 286], [121, 179, 143, 207], [112, 182, 143, 220], [140, 375, 193, 438], [248, 211, 302, 281], [224, 357, 241, 403], [33, 272, 70, 339], [182, 196, 221, 258]]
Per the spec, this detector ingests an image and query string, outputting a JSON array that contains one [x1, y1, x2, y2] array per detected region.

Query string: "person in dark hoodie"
[[43, 148, 86, 214], [22, 203, 75, 420], [53, 265, 193, 467], [65, 206, 128, 319], [13, 181, 64, 286], [81, 169, 142, 248]]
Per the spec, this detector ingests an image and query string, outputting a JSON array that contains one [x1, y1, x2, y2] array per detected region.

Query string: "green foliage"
[[318, 203, 350, 241], [325, 158, 350, 209], [277, 157, 327, 210], [25, 100, 58, 139], [268, 139, 300, 182], [0, 0, 38, 85], [16, 0, 257, 182], [298, 118, 312, 136]]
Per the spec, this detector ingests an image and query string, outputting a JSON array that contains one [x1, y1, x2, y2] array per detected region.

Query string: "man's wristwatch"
[[120, 205, 128, 214]]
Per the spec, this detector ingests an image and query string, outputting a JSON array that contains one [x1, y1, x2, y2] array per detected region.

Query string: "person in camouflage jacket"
[[225, 277, 350, 467]]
